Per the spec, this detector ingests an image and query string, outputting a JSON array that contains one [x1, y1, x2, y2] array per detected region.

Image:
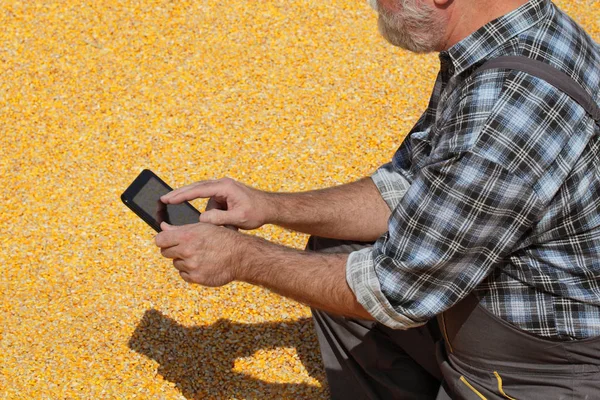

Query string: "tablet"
[[121, 169, 201, 232]]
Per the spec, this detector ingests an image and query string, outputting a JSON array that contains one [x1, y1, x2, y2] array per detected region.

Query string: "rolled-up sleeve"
[[370, 162, 412, 211], [347, 246, 423, 328], [347, 151, 542, 329]]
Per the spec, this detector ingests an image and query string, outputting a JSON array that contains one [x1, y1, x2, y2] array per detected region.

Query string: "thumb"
[[160, 221, 178, 231], [200, 209, 233, 226]]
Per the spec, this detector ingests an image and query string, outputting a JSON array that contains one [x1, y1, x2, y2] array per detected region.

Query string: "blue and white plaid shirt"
[[347, 0, 600, 339]]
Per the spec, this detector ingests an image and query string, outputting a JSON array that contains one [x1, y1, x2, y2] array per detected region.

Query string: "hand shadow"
[[128, 309, 329, 399]]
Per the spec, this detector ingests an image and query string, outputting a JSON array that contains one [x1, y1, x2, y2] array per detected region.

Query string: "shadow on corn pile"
[[129, 309, 328, 399]]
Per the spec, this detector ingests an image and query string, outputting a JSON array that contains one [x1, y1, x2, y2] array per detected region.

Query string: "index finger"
[[161, 180, 219, 204]]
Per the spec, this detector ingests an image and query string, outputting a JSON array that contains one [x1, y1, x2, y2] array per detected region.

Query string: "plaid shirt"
[[347, 0, 600, 339]]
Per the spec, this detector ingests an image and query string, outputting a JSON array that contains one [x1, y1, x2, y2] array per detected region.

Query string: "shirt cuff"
[[346, 246, 424, 330], [371, 163, 411, 211]]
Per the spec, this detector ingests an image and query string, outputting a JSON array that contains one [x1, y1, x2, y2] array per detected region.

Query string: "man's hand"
[[154, 220, 372, 320], [154, 221, 246, 286], [160, 178, 272, 230], [161, 176, 391, 241]]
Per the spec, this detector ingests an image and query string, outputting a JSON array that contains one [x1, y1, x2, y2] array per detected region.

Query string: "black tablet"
[[121, 169, 201, 232]]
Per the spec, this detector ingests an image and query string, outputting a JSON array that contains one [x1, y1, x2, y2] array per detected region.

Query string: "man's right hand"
[[160, 178, 272, 230], [162, 176, 390, 241]]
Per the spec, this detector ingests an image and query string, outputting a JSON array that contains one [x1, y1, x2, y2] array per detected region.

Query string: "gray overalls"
[[309, 63, 600, 399]]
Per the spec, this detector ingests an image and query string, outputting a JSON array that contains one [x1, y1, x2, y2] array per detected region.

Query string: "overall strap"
[[476, 55, 600, 124]]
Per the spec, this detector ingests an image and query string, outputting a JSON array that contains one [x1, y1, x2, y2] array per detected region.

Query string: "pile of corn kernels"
[[1, 0, 598, 398]]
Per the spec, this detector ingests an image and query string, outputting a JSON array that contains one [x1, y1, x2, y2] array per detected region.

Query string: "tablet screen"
[[132, 177, 200, 226]]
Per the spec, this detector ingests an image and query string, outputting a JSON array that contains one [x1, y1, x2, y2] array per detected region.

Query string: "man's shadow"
[[128, 309, 329, 399]]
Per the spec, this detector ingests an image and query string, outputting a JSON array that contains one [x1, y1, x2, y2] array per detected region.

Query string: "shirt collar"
[[440, 0, 551, 76]]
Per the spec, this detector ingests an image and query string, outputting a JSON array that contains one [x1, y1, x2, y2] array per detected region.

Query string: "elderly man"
[[155, 0, 600, 398]]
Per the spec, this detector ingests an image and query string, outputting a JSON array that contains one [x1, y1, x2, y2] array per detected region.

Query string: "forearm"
[[265, 177, 391, 241], [237, 235, 373, 320]]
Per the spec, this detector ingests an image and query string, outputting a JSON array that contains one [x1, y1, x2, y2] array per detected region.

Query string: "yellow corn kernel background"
[[1, 0, 598, 398]]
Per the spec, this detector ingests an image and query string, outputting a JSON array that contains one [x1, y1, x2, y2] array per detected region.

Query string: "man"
[[155, 0, 600, 398]]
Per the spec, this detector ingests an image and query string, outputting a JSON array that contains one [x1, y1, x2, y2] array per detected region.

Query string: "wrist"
[[233, 233, 264, 282], [261, 191, 283, 225]]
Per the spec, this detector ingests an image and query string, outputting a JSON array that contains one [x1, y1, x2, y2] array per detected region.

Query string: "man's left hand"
[[154, 221, 246, 286]]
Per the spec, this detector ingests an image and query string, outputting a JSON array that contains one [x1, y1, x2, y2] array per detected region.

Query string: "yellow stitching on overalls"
[[493, 371, 518, 400], [441, 313, 454, 353], [459, 376, 488, 400]]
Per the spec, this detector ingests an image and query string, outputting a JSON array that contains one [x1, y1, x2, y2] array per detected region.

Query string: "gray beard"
[[377, 15, 433, 53], [371, 0, 445, 53]]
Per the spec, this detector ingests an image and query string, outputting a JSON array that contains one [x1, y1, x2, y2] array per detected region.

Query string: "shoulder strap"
[[476, 55, 600, 124]]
